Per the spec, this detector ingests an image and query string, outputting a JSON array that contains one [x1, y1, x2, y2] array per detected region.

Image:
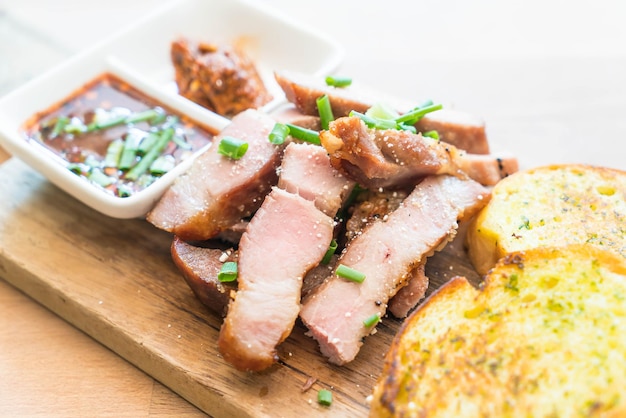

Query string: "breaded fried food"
[[369, 245, 626, 417], [466, 164, 626, 276]]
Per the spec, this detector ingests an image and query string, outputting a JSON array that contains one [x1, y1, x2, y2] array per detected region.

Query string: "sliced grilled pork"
[[274, 70, 489, 154], [218, 188, 334, 371], [387, 262, 428, 318], [147, 109, 282, 241], [299, 175, 490, 365], [321, 116, 465, 188], [271, 104, 322, 131], [171, 237, 236, 316], [278, 142, 355, 217], [172, 238, 335, 314], [344, 188, 428, 318], [456, 153, 519, 186], [321, 116, 516, 188], [344, 189, 408, 242]]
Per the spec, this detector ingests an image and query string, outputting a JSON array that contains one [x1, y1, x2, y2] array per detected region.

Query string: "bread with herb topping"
[[466, 164, 626, 276], [369, 244, 626, 417]]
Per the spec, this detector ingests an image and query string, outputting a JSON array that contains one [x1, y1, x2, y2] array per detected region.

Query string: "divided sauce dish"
[[0, 0, 343, 218]]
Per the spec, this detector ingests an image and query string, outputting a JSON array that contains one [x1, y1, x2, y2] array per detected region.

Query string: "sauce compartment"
[[22, 72, 216, 199], [0, 57, 229, 219]]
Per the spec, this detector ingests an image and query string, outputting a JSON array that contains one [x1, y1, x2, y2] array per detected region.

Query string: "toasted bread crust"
[[370, 245, 626, 417], [466, 164, 626, 276]]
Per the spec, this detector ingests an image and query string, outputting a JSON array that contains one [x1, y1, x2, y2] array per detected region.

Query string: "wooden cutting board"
[[0, 157, 480, 417]]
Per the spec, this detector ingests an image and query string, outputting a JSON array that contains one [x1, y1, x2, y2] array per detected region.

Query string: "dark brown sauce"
[[22, 72, 216, 197]]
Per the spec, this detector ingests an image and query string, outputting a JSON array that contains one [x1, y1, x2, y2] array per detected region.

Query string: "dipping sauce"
[[21, 73, 215, 197]]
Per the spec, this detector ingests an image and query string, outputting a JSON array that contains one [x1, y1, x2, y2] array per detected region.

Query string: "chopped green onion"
[[321, 239, 338, 265], [363, 313, 380, 328], [422, 130, 440, 140], [118, 130, 144, 171], [84, 154, 100, 169], [268, 123, 289, 145], [125, 108, 165, 125], [285, 123, 321, 145], [150, 155, 175, 175], [137, 132, 160, 156], [88, 168, 114, 187], [365, 102, 399, 121], [325, 75, 352, 88], [316, 95, 334, 130], [90, 114, 127, 131], [336, 264, 366, 283], [125, 127, 174, 181], [317, 389, 333, 406], [218, 136, 248, 160], [51, 116, 70, 137], [67, 163, 84, 175], [89, 107, 133, 131], [395, 103, 443, 125], [349, 110, 397, 130], [162, 115, 179, 128], [397, 123, 417, 134], [218, 261, 238, 282], [104, 139, 124, 168], [64, 117, 87, 134], [116, 183, 133, 198], [172, 133, 192, 150]]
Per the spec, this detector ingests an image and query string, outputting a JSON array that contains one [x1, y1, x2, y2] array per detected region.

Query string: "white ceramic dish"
[[0, 0, 343, 219]]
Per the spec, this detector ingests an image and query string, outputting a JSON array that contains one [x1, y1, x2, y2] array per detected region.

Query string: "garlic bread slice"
[[467, 164, 626, 276], [370, 245, 626, 418]]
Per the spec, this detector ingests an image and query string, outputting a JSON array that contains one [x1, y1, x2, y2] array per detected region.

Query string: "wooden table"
[[2, 0, 626, 416]]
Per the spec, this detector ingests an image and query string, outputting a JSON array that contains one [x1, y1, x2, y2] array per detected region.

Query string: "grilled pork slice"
[[274, 70, 489, 154], [456, 153, 519, 187], [147, 109, 281, 241], [172, 239, 335, 314], [321, 116, 515, 188], [171, 237, 236, 316], [278, 142, 355, 217], [300, 175, 490, 365], [271, 104, 322, 131], [344, 188, 428, 317], [218, 188, 334, 371], [387, 262, 428, 318]]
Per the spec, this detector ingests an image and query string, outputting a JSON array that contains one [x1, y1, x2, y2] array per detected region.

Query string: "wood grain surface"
[[0, 156, 479, 417]]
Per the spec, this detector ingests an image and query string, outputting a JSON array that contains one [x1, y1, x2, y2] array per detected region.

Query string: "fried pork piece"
[[171, 237, 236, 316], [321, 116, 514, 189], [147, 109, 282, 241], [171, 38, 272, 117], [274, 70, 490, 154], [300, 175, 490, 365], [218, 188, 334, 372]]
